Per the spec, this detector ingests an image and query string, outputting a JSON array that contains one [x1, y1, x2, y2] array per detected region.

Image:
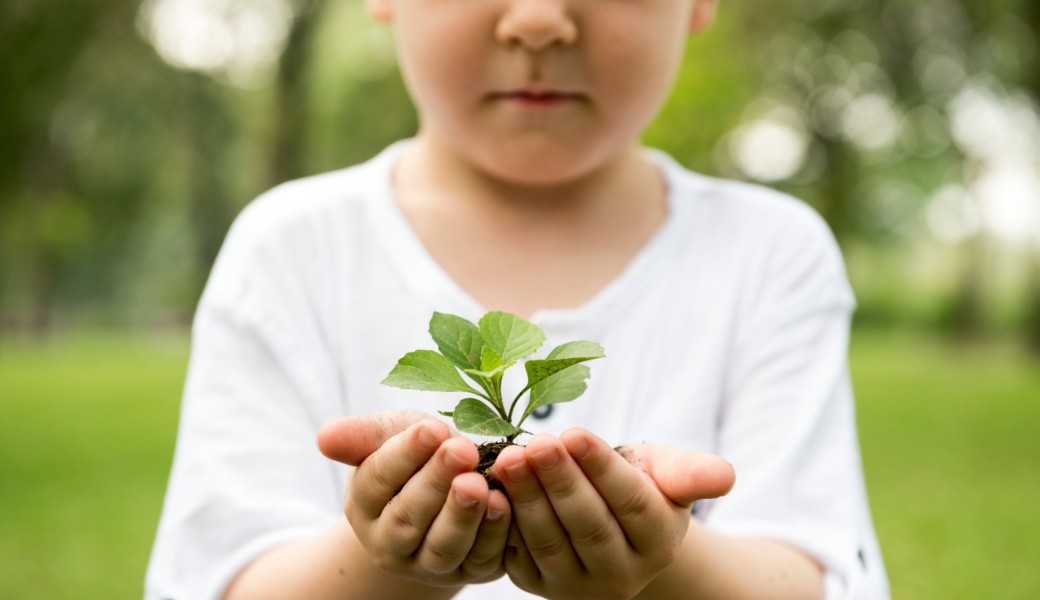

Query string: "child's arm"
[[223, 413, 512, 600], [493, 430, 823, 600]]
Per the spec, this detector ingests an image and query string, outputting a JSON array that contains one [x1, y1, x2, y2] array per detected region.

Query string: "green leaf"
[[463, 363, 509, 381], [546, 340, 606, 361], [452, 398, 521, 437], [479, 311, 545, 364], [382, 350, 482, 394], [521, 364, 591, 422], [429, 312, 483, 370], [464, 361, 509, 402], [524, 341, 605, 389], [480, 345, 504, 371]]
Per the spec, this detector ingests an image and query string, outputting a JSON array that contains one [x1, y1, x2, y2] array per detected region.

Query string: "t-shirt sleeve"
[[700, 203, 888, 599], [145, 197, 346, 600]]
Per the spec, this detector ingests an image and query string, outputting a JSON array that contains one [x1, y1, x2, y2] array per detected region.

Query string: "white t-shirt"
[[146, 140, 889, 600]]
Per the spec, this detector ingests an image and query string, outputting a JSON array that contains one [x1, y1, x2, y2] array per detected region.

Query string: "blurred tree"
[[716, 0, 1039, 337], [646, 2, 762, 173], [270, 0, 328, 186], [302, 0, 417, 173], [1, 3, 63, 329], [1, 0, 245, 332], [2, 0, 1037, 339], [1, 0, 126, 332], [184, 72, 238, 301], [1026, 271, 1040, 353], [1021, 1, 1040, 353]]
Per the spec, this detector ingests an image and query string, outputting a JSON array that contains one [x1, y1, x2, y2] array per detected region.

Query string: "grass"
[[0, 332, 187, 600], [1, 328, 1038, 598], [851, 330, 1040, 599]]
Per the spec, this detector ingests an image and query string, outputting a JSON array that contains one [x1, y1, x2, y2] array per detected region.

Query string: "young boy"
[[147, 0, 889, 598]]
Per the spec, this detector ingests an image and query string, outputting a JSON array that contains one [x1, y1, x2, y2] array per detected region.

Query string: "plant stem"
[[472, 379, 497, 407], [491, 375, 507, 418], [506, 384, 532, 422]]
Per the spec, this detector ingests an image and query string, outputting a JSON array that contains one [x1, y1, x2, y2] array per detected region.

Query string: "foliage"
[[1, 0, 1038, 346], [382, 312, 605, 442]]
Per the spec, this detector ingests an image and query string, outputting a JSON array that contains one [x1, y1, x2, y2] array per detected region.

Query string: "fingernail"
[[569, 437, 590, 461], [417, 425, 439, 449], [444, 448, 471, 471], [487, 508, 504, 521], [503, 461, 528, 482], [456, 491, 478, 509], [529, 446, 560, 470]]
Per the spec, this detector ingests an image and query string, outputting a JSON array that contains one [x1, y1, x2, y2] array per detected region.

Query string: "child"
[[147, 0, 889, 598]]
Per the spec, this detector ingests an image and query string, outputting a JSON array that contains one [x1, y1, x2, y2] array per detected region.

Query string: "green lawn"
[[1, 329, 1038, 598], [0, 333, 187, 600], [851, 330, 1040, 599]]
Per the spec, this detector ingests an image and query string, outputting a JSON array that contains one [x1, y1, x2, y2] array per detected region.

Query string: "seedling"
[[382, 311, 605, 446]]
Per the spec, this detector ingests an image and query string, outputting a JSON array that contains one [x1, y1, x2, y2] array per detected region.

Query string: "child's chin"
[[477, 152, 603, 188]]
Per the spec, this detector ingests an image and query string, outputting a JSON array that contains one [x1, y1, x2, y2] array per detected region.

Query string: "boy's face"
[[369, 0, 717, 186]]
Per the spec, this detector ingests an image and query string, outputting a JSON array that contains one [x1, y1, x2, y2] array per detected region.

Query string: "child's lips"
[[491, 89, 585, 108]]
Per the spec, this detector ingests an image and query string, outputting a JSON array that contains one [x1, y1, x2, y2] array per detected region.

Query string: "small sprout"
[[382, 311, 605, 444]]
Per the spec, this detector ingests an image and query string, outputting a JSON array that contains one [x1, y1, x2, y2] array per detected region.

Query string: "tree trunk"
[[1024, 256, 1040, 353], [817, 136, 856, 245], [23, 134, 73, 336], [1021, 0, 1040, 353], [945, 159, 990, 341], [269, 0, 326, 186], [947, 231, 988, 340], [185, 73, 236, 307]]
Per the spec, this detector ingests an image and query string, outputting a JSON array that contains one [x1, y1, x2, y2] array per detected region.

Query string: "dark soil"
[[475, 442, 629, 493], [477, 440, 517, 493]]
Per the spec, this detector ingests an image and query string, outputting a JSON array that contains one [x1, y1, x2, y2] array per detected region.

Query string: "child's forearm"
[[637, 519, 824, 600], [222, 519, 463, 600]]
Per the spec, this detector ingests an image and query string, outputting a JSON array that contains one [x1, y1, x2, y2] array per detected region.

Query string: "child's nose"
[[495, 0, 578, 51]]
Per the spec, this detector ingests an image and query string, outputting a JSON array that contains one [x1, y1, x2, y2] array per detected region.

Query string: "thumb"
[[316, 410, 443, 466], [621, 444, 736, 506]]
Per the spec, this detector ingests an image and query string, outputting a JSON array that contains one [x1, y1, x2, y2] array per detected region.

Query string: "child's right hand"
[[317, 412, 512, 588]]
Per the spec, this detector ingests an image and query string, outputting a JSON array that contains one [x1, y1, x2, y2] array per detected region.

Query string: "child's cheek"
[[587, 13, 687, 94]]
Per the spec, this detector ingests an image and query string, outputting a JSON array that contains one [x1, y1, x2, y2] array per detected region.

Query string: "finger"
[[379, 436, 480, 557], [617, 443, 736, 505], [413, 471, 490, 574], [492, 443, 582, 577], [504, 522, 542, 595], [562, 429, 681, 555], [318, 410, 434, 465], [347, 419, 450, 521], [463, 488, 512, 581], [524, 434, 628, 574]]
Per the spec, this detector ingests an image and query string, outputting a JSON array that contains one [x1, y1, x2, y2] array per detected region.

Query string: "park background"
[[1, 0, 1038, 598]]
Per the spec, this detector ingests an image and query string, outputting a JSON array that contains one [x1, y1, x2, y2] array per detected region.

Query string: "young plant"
[[382, 311, 605, 445]]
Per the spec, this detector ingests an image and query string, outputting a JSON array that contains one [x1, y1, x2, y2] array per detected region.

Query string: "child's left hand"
[[492, 430, 734, 600]]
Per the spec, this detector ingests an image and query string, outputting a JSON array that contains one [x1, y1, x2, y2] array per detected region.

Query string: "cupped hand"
[[492, 430, 735, 600], [317, 412, 512, 587], [612, 438, 735, 506]]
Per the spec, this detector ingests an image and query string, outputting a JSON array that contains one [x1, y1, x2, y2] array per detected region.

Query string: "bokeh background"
[[1, 0, 1038, 598]]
